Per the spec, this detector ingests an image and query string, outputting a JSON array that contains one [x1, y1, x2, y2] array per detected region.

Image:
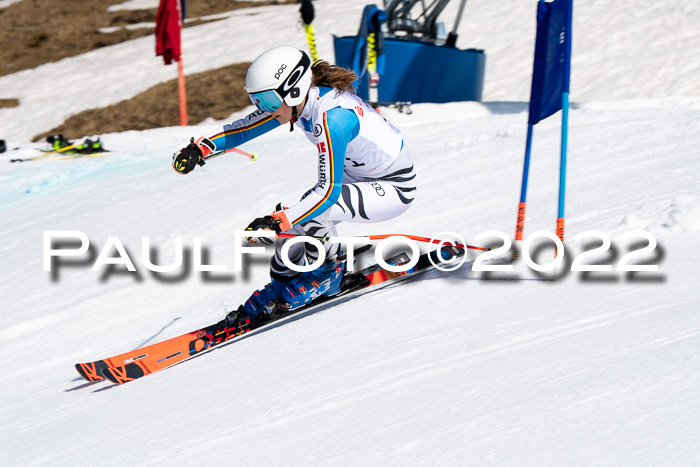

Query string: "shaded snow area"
[[1, 1, 700, 466]]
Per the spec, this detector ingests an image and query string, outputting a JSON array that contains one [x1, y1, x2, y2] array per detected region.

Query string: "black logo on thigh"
[[369, 181, 385, 196]]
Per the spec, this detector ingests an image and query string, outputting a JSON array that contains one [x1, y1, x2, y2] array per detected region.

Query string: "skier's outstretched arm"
[[172, 109, 280, 174], [208, 109, 281, 151]]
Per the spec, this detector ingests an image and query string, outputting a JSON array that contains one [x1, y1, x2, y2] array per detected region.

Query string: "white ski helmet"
[[245, 46, 312, 112]]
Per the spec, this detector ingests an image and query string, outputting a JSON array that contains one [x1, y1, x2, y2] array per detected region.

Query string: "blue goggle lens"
[[249, 90, 283, 112]]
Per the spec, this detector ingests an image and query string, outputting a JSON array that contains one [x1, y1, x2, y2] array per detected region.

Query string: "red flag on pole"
[[155, 0, 188, 125], [155, 0, 181, 65]]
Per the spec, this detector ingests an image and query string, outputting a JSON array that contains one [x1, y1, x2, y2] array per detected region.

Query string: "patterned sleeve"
[[207, 109, 281, 151]]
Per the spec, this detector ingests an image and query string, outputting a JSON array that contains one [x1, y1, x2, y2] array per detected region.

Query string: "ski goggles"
[[249, 89, 284, 113], [248, 51, 311, 113]]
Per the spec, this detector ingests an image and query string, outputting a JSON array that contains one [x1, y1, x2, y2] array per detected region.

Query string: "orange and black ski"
[[76, 246, 465, 385], [98, 320, 252, 384], [74, 360, 109, 382], [74, 319, 252, 384]]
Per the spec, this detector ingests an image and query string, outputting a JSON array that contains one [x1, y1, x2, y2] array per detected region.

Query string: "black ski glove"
[[172, 137, 215, 174], [245, 215, 283, 245]]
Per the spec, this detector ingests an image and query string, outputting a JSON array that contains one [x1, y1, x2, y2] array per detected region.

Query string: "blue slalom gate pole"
[[515, 124, 534, 244], [556, 92, 569, 242], [514, 0, 546, 249], [556, 0, 572, 243]]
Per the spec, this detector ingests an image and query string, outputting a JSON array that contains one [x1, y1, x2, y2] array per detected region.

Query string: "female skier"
[[172, 46, 416, 326]]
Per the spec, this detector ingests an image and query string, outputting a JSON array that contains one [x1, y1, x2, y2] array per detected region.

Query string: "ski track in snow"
[[1, 0, 700, 466]]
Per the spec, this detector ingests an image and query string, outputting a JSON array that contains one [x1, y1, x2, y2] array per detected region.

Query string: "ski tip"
[[74, 361, 107, 382]]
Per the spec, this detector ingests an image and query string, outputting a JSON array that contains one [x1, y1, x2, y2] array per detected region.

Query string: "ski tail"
[[74, 360, 109, 382], [102, 364, 144, 385]]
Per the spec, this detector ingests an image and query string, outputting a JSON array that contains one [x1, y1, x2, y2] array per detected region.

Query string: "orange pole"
[[515, 201, 527, 242], [556, 217, 565, 243], [177, 56, 187, 125], [176, 0, 187, 126]]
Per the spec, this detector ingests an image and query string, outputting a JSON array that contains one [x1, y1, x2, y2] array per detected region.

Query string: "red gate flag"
[[155, 0, 188, 124], [156, 0, 182, 64]]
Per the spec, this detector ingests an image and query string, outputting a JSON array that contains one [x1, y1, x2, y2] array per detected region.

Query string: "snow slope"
[[1, 1, 700, 466]]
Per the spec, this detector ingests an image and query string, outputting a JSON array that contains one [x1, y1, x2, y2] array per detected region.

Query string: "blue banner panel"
[[528, 0, 572, 125], [334, 37, 486, 104]]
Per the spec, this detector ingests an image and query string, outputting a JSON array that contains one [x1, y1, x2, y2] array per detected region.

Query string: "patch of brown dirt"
[[33, 62, 252, 141], [0, 0, 291, 77], [0, 98, 20, 108], [1, 0, 296, 141]]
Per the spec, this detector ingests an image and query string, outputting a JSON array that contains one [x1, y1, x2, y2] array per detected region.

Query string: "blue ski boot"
[[243, 278, 289, 318], [280, 258, 346, 310], [222, 258, 345, 327], [223, 279, 288, 328]]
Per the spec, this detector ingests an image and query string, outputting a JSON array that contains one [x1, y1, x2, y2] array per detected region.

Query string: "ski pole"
[[205, 147, 258, 162], [304, 24, 318, 61], [278, 232, 490, 252], [299, 0, 318, 61]]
